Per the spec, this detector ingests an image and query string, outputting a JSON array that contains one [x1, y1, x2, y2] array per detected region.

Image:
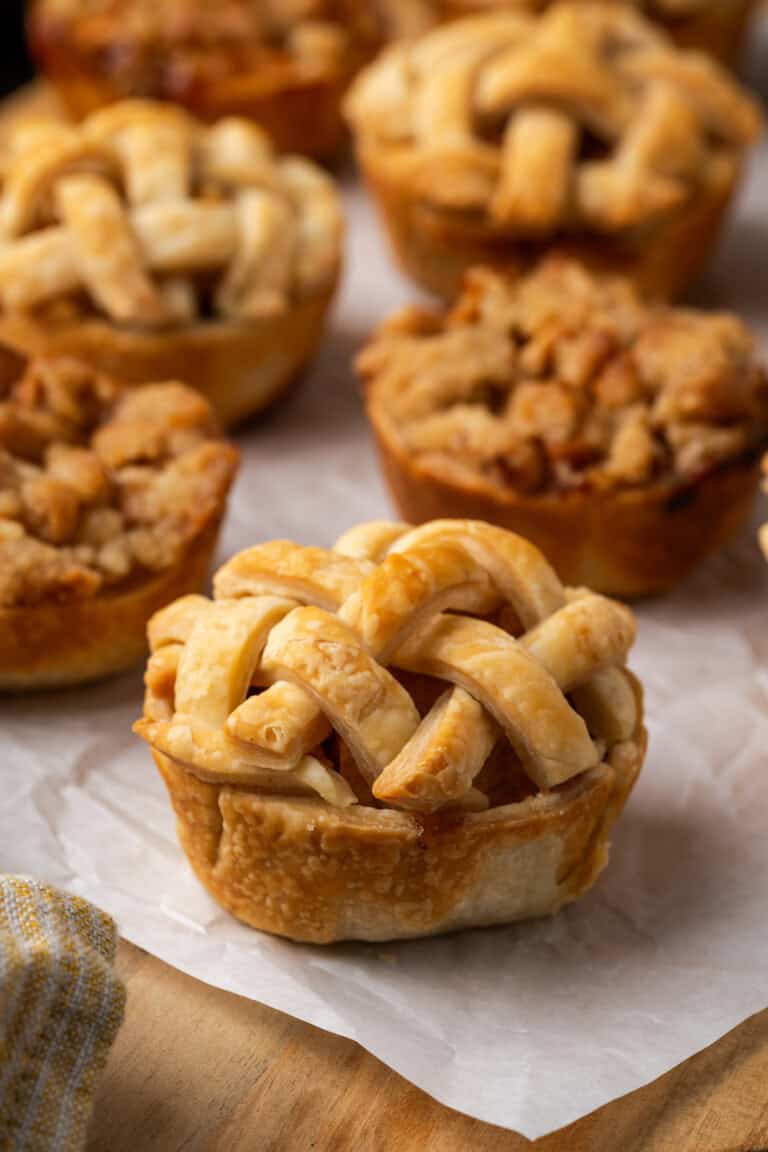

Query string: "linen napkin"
[[0, 876, 125, 1152]]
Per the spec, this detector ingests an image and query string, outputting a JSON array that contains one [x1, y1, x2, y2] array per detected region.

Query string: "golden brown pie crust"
[[0, 520, 222, 690], [401, 1, 757, 65], [28, 69, 348, 163], [0, 349, 238, 689], [346, 4, 761, 301], [28, 0, 381, 158], [374, 438, 760, 599], [655, 0, 757, 63], [360, 261, 768, 598], [0, 291, 336, 431], [358, 147, 739, 303], [154, 733, 644, 943], [135, 519, 646, 942], [0, 102, 343, 428]]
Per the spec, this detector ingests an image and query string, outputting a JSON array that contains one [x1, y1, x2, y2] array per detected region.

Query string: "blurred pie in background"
[[346, 4, 762, 302], [0, 100, 344, 427], [359, 258, 768, 598], [24, 0, 760, 168], [381, 0, 758, 63], [0, 346, 238, 689], [27, 0, 384, 158]]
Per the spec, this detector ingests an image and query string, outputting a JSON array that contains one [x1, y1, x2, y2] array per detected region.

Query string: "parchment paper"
[[2, 40, 768, 1138]]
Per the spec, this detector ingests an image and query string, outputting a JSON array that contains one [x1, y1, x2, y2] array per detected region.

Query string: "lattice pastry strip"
[[386, 529, 639, 749], [142, 595, 356, 805], [373, 688, 497, 812], [346, 3, 761, 235], [262, 607, 422, 783], [491, 107, 577, 232], [220, 527, 546, 768], [393, 600, 632, 790], [334, 520, 411, 562], [0, 102, 343, 326], [138, 520, 639, 814], [86, 103, 194, 206], [55, 173, 169, 325], [218, 539, 494, 771]]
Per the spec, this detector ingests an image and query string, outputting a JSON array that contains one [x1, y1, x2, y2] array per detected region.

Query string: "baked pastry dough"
[[0, 344, 238, 689], [359, 259, 768, 598], [28, 0, 382, 159], [0, 101, 344, 426], [381, 1, 757, 64], [345, 3, 761, 300], [761, 458, 768, 561], [135, 518, 646, 942]]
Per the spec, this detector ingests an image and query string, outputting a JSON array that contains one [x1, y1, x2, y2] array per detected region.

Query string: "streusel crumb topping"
[[359, 260, 768, 495], [0, 347, 238, 607]]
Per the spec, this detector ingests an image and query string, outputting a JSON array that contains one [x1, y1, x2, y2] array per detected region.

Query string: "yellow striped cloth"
[[0, 877, 125, 1152]]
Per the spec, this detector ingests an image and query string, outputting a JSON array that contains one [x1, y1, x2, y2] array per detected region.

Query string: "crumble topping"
[[359, 260, 768, 496], [0, 348, 238, 607]]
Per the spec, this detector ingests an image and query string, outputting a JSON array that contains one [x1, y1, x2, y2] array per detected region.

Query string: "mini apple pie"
[[27, 0, 383, 159], [345, 3, 761, 301], [0, 101, 343, 427], [0, 345, 238, 689], [359, 260, 768, 598], [135, 517, 646, 943], [384, 1, 757, 65]]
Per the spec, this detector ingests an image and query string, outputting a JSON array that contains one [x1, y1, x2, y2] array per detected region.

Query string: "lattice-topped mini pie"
[[345, 3, 761, 301], [28, 0, 382, 159], [0, 101, 344, 427], [135, 518, 646, 943], [360, 259, 768, 598], [0, 345, 238, 689], [382, 0, 757, 64]]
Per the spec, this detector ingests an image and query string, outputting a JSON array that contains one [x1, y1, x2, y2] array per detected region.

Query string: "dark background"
[[2, 2, 34, 98]]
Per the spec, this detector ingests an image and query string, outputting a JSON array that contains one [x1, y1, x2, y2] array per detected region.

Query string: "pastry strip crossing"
[[345, 4, 760, 237], [137, 519, 638, 811], [0, 103, 343, 326], [345, 2, 761, 303]]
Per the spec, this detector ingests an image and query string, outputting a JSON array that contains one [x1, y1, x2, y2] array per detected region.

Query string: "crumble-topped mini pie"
[[0, 101, 344, 427], [385, 1, 757, 64], [28, 0, 382, 159], [134, 517, 646, 943], [345, 4, 761, 301], [0, 345, 238, 689], [359, 260, 768, 598]]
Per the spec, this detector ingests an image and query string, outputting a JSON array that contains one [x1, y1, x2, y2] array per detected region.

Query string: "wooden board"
[[86, 942, 768, 1152]]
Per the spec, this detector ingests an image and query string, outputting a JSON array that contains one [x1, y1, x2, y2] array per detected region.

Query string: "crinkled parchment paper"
[[2, 44, 768, 1139]]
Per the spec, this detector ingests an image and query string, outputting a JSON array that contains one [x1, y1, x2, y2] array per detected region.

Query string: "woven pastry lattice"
[[138, 520, 639, 814], [347, 3, 759, 234], [0, 102, 341, 326]]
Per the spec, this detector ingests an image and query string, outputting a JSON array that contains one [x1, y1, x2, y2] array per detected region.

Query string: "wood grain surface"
[[86, 942, 768, 1152]]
